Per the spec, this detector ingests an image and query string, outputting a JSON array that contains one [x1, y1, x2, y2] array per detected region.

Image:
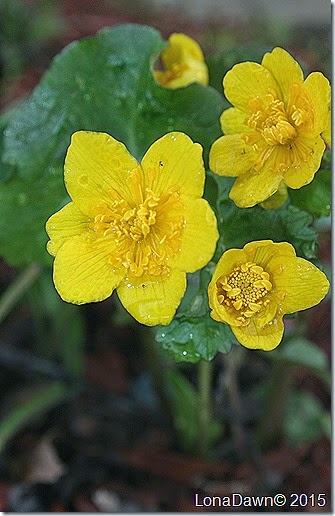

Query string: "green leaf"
[[177, 264, 214, 319], [271, 337, 330, 388], [166, 369, 223, 453], [207, 44, 270, 94], [1, 24, 224, 266], [214, 174, 318, 259], [0, 115, 15, 183], [166, 370, 199, 452], [283, 390, 330, 445], [0, 168, 64, 266], [156, 313, 235, 363], [27, 270, 85, 379], [289, 168, 331, 217], [0, 381, 73, 452]]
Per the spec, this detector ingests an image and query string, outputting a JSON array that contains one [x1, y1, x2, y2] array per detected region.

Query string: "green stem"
[[0, 264, 41, 325], [139, 326, 171, 418], [225, 347, 246, 457], [198, 358, 213, 459], [255, 362, 296, 449]]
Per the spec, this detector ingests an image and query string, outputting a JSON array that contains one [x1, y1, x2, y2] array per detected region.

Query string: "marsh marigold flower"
[[209, 47, 331, 207], [208, 240, 329, 350], [154, 33, 208, 89], [46, 131, 218, 326]]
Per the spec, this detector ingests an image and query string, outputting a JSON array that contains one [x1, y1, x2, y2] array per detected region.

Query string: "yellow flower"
[[154, 33, 208, 89], [209, 47, 331, 207], [46, 131, 218, 326], [208, 240, 329, 350]]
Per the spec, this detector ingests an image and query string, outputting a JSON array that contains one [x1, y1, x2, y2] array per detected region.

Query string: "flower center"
[[246, 93, 297, 146], [92, 188, 185, 277], [216, 261, 272, 325]]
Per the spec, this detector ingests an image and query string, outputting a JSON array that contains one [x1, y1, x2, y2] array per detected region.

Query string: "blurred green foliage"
[[0, 0, 65, 79]]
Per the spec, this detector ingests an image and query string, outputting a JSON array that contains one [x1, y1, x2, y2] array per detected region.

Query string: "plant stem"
[[255, 362, 296, 449], [139, 326, 171, 418], [0, 263, 41, 325], [198, 358, 213, 459], [225, 347, 246, 458]]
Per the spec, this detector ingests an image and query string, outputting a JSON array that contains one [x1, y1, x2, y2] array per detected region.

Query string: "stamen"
[[216, 261, 273, 322], [92, 188, 185, 277]]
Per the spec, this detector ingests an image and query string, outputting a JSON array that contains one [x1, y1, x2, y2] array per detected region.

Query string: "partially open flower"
[[209, 47, 331, 207], [208, 240, 329, 350], [46, 131, 218, 326], [154, 33, 208, 89]]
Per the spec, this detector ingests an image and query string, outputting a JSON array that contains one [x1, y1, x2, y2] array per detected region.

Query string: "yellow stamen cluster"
[[246, 91, 298, 147], [92, 188, 185, 277], [216, 261, 272, 325]]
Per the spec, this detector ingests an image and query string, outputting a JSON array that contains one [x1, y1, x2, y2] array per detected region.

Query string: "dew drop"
[[189, 332, 194, 340], [161, 332, 166, 338], [182, 350, 188, 356], [18, 193, 27, 205], [276, 290, 286, 300]]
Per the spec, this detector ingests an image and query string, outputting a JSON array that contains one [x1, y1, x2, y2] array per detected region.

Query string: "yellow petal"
[[231, 315, 284, 351], [210, 248, 247, 281], [64, 131, 140, 216], [303, 72, 331, 135], [209, 134, 256, 177], [53, 233, 124, 303], [229, 151, 284, 207], [283, 135, 325, 189], [117, 269, 186, 326], [253, 297, 278, 328], [220, 107, 252, 135], [155, 33, 208, 88], [46, 202, 89, 256], [322, 115, 331, 148], [141, 132, 205, 197], [260, 182, 288, 209], [163, 33, 205, 65], [223, 61, 279, 112], [261, 47, 303, 101], [245, 240, 295, 267], [170, 197, 218, 272], [271, 256, 329, 314]]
